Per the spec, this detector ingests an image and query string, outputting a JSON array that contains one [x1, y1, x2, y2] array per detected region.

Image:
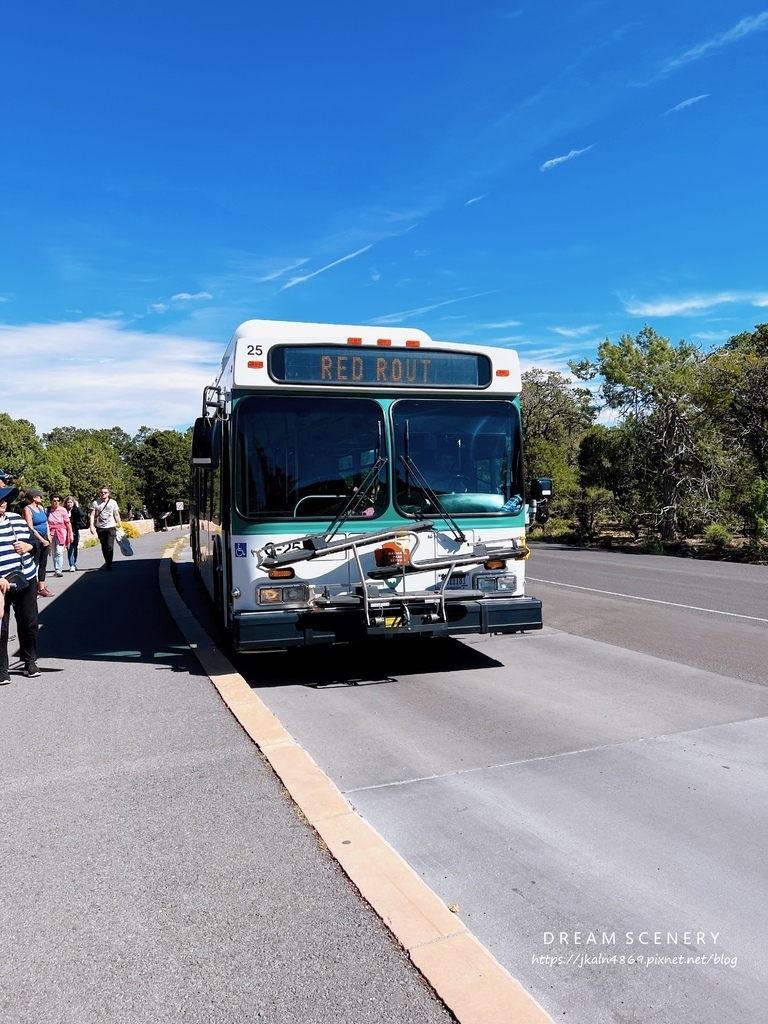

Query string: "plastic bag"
[[115, 528, 134, 557]]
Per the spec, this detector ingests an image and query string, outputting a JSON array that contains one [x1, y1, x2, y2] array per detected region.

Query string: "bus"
[[190, 319, 551, 652]]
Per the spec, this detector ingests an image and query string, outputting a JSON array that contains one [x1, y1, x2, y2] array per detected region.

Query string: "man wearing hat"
[[0, 483, 40, 682]]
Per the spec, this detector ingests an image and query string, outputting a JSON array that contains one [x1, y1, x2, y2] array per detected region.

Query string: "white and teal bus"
[[190, 319, 550, 652]]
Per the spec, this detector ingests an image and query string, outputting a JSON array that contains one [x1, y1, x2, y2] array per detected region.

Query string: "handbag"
[[4, 569, 29, 592]]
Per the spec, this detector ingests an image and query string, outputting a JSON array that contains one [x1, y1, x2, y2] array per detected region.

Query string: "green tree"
[[578, 424, 646, 537], [45, 434, 125, 507], [34, 451, 70, 497], [96, 427, 137, 466], [571, 326, 709, 541], [42, 426, 92, 448], [0, 413, 43, 487], [131, 428, 192, 517], [521, 369, 595, 515], [746, 478, 768, 543], [702, 324, 768, 477]]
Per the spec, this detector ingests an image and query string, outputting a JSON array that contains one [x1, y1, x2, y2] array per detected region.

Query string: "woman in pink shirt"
[[47, 494, 73, 578]]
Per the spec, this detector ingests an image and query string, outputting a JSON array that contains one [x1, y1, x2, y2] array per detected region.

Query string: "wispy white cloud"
[[256, 258, 310, 283], [665, 94, 710, 115], [485, 320, 522, 328], [171, 291, 213, 301], [519, 343, 583, 362], [367, 291, 499, 326], [281, 245, 373, 290], [690, 329, 733, 343], [484, 335, 529, 345], [622, 291, 768, 317], [549, 324, 600, 338], [465, 193, 489, 205], [0, 319, 220, 434], [664, 12, 768, 72], [540, 145, 594, 172]]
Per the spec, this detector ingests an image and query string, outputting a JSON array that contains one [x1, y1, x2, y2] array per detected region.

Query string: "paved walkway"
[[0, 530, 454, 1024]]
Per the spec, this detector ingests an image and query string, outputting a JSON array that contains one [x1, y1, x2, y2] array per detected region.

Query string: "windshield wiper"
[[398, 452, 466, 544], [323, 455, 388, 543], [323, 422, 389, 542]]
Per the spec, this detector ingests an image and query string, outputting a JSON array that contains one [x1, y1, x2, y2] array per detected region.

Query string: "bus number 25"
[[246, 345, 263, 356]]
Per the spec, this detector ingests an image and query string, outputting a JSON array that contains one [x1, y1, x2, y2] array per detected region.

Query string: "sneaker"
[[23, 664, 41, 678], [69, 566, 76, 572], [55, 571, 63, 577], [0, 675, 10, 686], [38, 588, 51, 597]]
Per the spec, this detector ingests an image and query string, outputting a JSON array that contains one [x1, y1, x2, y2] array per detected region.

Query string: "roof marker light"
[[377, 338, 392, 346], [248, 360, 264, 369], [406, 339, 421, 348], [496, 369, 510, 377], [347, 337, 363, 345]]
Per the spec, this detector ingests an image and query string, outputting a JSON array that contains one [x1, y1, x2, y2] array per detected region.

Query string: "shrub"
[[703, 523, 733, 549], [573, 486, 614, 542], [641, 535, 664, 555], [530, 516, 574, 541], [747, 478, 768, 542]]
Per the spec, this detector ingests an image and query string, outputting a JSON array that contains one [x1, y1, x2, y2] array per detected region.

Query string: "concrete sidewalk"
[[0, 530, 454, 1024]]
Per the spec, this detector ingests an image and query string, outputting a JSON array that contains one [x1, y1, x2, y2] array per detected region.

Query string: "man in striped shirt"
[[0, 484, 40, 682]]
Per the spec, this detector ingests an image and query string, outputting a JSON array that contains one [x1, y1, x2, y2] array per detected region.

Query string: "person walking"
[[21, 488, 51, 597], [89, 486, 121, 571], [0, 483, 41, 682], [64, 496, 84, 571], [47, 494, 73, 578]]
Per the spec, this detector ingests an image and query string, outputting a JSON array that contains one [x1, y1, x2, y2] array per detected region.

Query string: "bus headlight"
[[258, 584, 310, 606], [475, 573, 517, 593]]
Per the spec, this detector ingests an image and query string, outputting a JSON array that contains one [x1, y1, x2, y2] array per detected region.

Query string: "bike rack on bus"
[[258, 523, 530, 628], [258, 522, 436, 568]]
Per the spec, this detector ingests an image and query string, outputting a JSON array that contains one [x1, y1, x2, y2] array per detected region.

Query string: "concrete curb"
[[159, 542, 554, 1024]]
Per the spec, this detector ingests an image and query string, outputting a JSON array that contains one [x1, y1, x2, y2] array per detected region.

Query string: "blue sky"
[[2, 2, 767, 435]]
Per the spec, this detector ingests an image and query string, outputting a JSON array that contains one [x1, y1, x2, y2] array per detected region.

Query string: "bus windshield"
[[392, 399, 524, 516], [234, 396, 387, 519]]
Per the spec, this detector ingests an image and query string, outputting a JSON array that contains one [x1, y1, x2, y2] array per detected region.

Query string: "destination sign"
[[270, 346, 491, 388]]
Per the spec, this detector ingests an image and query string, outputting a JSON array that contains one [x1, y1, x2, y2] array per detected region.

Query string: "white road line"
[[527, 577, 768, 623], [345, 717, 767, 794]]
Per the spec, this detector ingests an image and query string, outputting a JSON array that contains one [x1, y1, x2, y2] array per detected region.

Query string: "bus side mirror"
[[191, 417, 220, 468], [529, 477, 552, 524]]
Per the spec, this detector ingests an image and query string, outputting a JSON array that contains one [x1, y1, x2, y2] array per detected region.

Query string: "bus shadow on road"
[[173, 561, 504, 687], [235, 638, 504, 689], [35, 559, 204, 677]]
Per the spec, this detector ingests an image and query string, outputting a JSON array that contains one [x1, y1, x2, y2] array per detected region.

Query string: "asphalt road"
[[223, 543, 768, 1024], [526, 543, 768, 684], [8, 532, 764, 1023], [0, 530, 454, 1024]]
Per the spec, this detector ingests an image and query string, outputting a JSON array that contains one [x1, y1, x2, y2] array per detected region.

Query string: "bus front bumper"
[[231, 595, 543, 652]]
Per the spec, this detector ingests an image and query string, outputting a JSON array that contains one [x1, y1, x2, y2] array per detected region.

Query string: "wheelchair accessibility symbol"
[[234, 543, 247, 558]]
